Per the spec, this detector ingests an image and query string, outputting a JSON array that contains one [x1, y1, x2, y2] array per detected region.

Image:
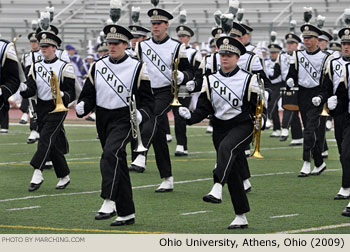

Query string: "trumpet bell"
[[134, 145, 148, 152], [320, 108, 329, 117], [49, 103, 69, 113], [170, 98, 182, 106], [251, 150, 263, 159]]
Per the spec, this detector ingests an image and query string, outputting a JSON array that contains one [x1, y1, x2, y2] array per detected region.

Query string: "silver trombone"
[[129, 94, 148, 152]]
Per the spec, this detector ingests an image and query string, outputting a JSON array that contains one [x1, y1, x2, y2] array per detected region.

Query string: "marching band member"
[[179, 36, 266, 229], [279, 32, 304, 145], [76, 23, 153, 226], [286, 23, 332, 177], [19, 27, 76, 192], [265, 41, 283, 137], [0, 37, 21, 133], [173, 11, 203, 156], [129, 6, 194, 192], [313, 27, 350, 199]]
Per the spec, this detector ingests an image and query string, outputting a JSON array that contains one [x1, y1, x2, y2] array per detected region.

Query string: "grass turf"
[[0, 123, 349, 234]]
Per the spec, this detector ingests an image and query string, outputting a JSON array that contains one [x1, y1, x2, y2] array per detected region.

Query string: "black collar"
[[343, 56, 350, 62], [44, 56, 58, 64], [305, 47, 321, 55], [109, 54, 129, 64], [152, 35, 170, 45], [219, 66, 240, 77]]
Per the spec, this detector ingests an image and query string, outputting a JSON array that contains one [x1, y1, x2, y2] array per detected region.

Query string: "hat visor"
[[341, 40, 350, 43], [218, 49, 239, 56], [29, 39, 38, 42], [303, 35, 317, 39], [39, 42, 55, 47], [151, 20, 166, 24], [106, 39, 127, 44]]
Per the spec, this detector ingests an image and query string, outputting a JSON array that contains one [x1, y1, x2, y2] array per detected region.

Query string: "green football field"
[[0, 122, 350, 234]]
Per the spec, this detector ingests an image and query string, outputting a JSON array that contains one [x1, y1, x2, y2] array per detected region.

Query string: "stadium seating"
[[0, 0, 349, 57]]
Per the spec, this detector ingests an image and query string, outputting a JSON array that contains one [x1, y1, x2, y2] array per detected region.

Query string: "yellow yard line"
[[0, 224, 178, 234]]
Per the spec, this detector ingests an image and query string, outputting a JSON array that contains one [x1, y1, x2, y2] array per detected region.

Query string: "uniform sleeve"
[[286, 51, 298, 84], [61, 63, 76, 105], [246, 75, 267, 128], [76, 63, 96, 117], [135, 63, 154, 121], [251, 55, 272, 88], [0, 44, 20, 100], [269, 63, 282, 80], [187, 77, 214, 125], [60, 50, 70, 63], [178, 44, 194, 85], [20, 69, 37, 99], [318, 62, 335, 104]]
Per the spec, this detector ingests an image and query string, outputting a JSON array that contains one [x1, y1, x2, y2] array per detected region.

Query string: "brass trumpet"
[[170, 54, 181, 106], [129, 94, 148, 152], [320, 104, 330, 116], [251, 74, 265, 159], [49, 71, 69, 113]]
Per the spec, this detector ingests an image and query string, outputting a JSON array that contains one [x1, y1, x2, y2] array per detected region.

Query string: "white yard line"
[[180, 210, 212, 216], [6, 206, 41, 211], [270, 214, 299, 219], [0, 170, 336, 204], [276, 223, 350, 234]]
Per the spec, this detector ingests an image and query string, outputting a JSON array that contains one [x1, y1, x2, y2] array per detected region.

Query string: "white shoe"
[[98, 199, 116, 213], [337, 187, 350, 197], [322, 150, 328, 158], [19, 113, 28, 124], [30, 169, 43, 184], [281, 128, 289, 137], [0, 129, 8, 133], [204, 183, 222, 202], [175, 145, 187, 156], [298, 161, 311, 177], [243, 179, 251, 192], [270, 130, 281, 137], [265, 119, 272, 129], [166, 134, 172, 142], [155, 176, 174, 192], [206, 125, 213, 133], [290, 138, 303, 146], [27, 130, 40, 144], [228, 214, 248, 229], [311, 162, 326, 175], [111, 213, 135, 226], [56, 175, 70, 189]]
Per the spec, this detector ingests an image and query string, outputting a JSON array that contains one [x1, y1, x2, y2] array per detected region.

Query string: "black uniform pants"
[[281, 110, 303, 139], [20, 98, 29, 113], [333, 113, 350, 188], [0, 100, 9, 130], [96, 108, 135, 217], [298, 87, 324, 166], [172, 96, 191, 150], [141, 86, 172, 178], [31, 111, 70, 178], [268, 83, 282, 131], [29, 99, 39, 132], [212, 121, 253, 214]]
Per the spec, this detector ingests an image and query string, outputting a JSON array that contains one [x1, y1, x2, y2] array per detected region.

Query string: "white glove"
[[174, 70, 184, 85], [136, 109, 142, 125], [327, 95, 338, 110], [0, 88, 2, 96], [19, 83, 28, 92], [255, 117, 265, 130], [286, 78, 294, 88], [53, 91, 64, 99], [266, 68, 274, 77], [186, 80, 196, 92], [75, 101, 85, 116], [312, 96, 322, 107], [179, 106, 191, 119]]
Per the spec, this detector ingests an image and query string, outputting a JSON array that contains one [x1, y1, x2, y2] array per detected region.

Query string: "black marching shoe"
[[334, 194, 350, 200], [297, 172, 310, 178], [227, 224, 248, 230], [28, 181, 43, 192], [202, 194, 222, 204], [280, 135, 288, 142], [129, 164, 145, 173], [95, 211, 116, 220], [110, 218, 135, 226], [342, 207, 350, 217]]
